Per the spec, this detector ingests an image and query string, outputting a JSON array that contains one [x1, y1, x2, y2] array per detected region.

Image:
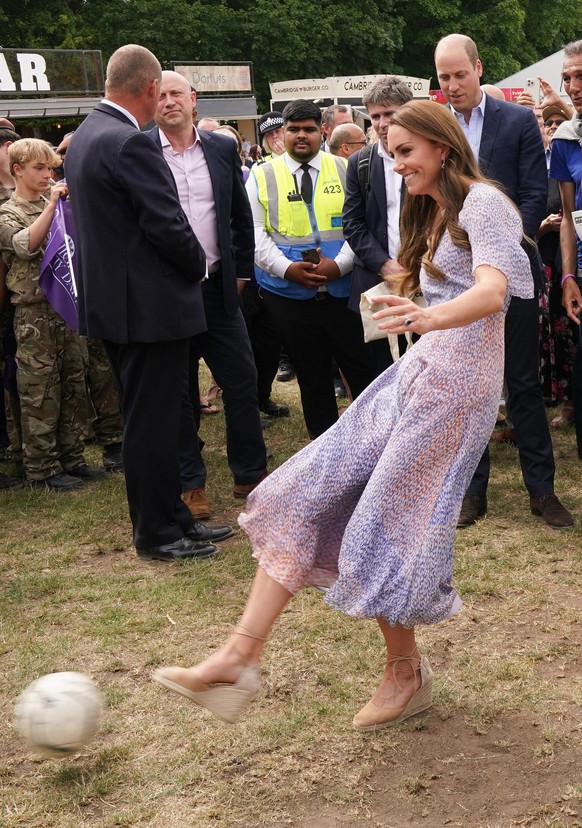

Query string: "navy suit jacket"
[[343, 144, 402, 312], [477, 95, 547, 239], [65, 103, 207, 343], [148, 127, 255, 316], [475, 95, 547, 289]]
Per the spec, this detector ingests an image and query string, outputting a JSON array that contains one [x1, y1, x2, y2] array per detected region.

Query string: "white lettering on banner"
[[18, 53, 50, 91], [0, 54, 17, 91], [0, 53, 51, 92]]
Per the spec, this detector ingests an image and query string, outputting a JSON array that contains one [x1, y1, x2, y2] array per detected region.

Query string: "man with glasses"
[[543, 104, 570, 155], [328, 123, 368, 159], [343, 75, 413, 376]]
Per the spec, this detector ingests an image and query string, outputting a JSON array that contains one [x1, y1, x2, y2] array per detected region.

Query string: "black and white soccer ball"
[[14, 672, 104, 758]]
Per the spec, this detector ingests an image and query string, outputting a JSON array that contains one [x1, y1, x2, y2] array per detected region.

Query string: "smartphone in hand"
[[301, 248, 320, 265]]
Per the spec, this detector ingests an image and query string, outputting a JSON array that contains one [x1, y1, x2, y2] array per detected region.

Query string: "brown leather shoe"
[[457, 494, 487, 529], [490, 426, 517, 445], [182, 487, 212, 520], [233, 472, 268, 499], [530, 493, 574, 529]]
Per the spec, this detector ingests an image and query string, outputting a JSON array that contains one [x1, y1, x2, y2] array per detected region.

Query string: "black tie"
[[300, 163, 313, 204]]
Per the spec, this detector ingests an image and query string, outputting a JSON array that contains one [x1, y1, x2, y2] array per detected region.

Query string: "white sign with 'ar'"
[[0, 53, 50, 92]]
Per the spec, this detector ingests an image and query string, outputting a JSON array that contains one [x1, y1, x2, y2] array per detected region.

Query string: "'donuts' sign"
[[173, 63, 252, 94]]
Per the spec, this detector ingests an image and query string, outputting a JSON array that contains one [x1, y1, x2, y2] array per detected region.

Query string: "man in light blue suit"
[[435, 33, 573, 529]]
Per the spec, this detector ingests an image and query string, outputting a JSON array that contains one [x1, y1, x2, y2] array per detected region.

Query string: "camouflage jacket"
[[0, 183, 15, 206], [0, 193, 48, 305]]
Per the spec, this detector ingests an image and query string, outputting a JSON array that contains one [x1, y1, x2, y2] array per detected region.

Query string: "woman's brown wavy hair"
[[388, 100, 490, 295]]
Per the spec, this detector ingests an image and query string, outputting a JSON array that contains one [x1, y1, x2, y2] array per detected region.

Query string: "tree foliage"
[[1, 0, 581, 107]]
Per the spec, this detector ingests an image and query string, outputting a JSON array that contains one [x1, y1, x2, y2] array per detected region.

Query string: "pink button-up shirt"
[[159, 127, 221, 269]]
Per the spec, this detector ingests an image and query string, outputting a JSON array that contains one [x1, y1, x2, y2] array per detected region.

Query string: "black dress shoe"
[[276, 361, 295, 382], [0, 472, 22, 490], [259, 399, 290, 418], [103, 442, 124, 473], [137, 537, 218, 561], [30, 472, 84, 490], [66, 463, 106, 480], [457, 494, 487, 529], [186, 520, 234, 543]]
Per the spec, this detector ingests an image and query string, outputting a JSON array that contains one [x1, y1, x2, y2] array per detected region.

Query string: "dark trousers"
[[103, 338, 194, 549], [261, 289, 375, 438], [239, 283, 281, 405], [184, 275, 267, 489], [467, 295, 555, 498]]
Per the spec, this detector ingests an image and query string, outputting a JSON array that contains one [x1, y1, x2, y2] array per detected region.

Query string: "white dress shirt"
[[450, 92, 487, 160], [377, 141, 403, 264], [99, 99, 139, 129]]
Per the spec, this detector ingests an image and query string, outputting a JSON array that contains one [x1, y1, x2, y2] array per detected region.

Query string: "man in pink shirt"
[[149, 71, 268, 520]]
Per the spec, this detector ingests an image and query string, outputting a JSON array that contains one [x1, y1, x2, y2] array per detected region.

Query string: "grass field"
[[1, 380, 581, 828]]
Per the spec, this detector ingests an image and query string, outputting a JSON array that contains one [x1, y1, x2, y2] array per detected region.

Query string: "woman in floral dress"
[[154, 101, 533, 731]]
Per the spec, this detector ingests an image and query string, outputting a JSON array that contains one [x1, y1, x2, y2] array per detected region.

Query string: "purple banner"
[[39, 191, 78, 331]]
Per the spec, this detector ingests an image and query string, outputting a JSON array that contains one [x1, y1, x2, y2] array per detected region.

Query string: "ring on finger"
[[404, 317, 413, 326]]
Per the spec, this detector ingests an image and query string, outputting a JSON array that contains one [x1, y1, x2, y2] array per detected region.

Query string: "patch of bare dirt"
[[287, 712, 582, 827]]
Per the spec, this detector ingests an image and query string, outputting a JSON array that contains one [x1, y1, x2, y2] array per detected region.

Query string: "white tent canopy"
[[496, 49, 568, 100]]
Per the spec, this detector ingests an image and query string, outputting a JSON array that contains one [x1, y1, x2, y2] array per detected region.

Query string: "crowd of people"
[[1, 34, 581, 729]]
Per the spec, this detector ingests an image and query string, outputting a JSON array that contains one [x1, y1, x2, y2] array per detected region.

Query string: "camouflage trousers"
[[14, 302, 86, 480], [81, 336, 122, 446]]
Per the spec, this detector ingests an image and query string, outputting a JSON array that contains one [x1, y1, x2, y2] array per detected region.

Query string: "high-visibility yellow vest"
[[251, 153, 352, 299]]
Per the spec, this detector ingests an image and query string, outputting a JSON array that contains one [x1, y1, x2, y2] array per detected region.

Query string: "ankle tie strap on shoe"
[[385, 650, 421, 690], [235, 623, 268, 642]]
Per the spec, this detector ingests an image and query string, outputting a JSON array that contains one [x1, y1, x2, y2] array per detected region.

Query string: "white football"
[[14, 672, 104, 758]]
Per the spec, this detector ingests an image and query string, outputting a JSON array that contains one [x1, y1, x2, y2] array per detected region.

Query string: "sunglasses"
[[544, 119, 566, 127]]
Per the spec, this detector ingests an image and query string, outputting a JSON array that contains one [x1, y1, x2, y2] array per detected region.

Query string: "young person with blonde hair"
[[0, 139, 101, 489]]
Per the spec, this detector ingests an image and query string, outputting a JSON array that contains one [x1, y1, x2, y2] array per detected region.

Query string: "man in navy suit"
[[150, 71, 267, 519], [435, 33, 573, 529], [65, 45, 222, 560], [343, 76, 413, 376]]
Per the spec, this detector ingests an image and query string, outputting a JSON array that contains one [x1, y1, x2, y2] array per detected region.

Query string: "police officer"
[[257, 111, 286, 163]]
